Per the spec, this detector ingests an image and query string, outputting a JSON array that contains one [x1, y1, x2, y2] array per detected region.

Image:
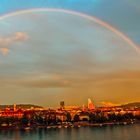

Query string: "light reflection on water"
[[0, 124, 140, 140]]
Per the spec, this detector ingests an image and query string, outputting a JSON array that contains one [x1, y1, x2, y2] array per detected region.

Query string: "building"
[[88, 98, 95, 110], [60, 101, 65, 109]]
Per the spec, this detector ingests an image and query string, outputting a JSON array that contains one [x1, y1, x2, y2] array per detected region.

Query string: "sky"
[[0, 0, 140, 107]]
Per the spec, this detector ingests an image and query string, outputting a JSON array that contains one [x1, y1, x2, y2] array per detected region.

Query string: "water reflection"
[[0, 124, 139, 140]]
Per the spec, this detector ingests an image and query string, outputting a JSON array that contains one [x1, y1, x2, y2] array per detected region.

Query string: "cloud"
[[4, 74, 72, 89], [21, 80, 71, 88], [0, 32, 29, 55], [0, 66, 140, 106], [0, 48, 9, 55], [14, 32, 28, 41], [15, 73, 91, 89], [3, 70, 138, 90], [0, 32, 28, 46]]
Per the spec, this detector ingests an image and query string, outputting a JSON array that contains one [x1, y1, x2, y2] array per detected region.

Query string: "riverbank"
[[0, 120, 139, 130]]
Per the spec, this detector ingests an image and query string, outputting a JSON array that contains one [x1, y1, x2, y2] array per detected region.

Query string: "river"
[[0, 124, 139, 140]]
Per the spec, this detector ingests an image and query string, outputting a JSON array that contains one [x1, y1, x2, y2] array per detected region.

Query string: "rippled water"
[[0, 124, 140, 140]]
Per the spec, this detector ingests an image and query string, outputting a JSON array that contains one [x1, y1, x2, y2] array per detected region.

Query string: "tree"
[[21, 113, 29, 126], [89, 113, 96, 123], [73, 114, 80, 122], [66, 112, 71, 122]]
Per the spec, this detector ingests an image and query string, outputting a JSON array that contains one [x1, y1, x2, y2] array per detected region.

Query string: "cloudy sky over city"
[[0, 0, 140, 107]]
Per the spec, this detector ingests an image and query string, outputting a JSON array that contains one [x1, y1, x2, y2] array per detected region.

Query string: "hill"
[[0, 104, 43, 110], [120, 102, 140, 108]]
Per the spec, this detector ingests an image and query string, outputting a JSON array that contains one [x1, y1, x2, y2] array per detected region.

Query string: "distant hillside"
[[0, 104, 43, 110], [120, 102, 140, 108]]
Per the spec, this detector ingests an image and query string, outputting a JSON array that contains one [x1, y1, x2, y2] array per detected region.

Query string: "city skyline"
[[0, 0, 140, 107]]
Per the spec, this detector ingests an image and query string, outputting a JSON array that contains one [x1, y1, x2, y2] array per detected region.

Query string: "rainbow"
[[0, 8, 140, 54]]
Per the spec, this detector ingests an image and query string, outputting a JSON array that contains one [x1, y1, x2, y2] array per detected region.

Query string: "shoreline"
[[0, 121, 139, 130]]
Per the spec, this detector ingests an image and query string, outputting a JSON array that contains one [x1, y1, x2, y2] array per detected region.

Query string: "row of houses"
[[0, 107, 140, 121]]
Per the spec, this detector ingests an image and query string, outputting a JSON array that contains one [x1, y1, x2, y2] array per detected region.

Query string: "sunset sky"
[[0, 0, 140, 107]]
